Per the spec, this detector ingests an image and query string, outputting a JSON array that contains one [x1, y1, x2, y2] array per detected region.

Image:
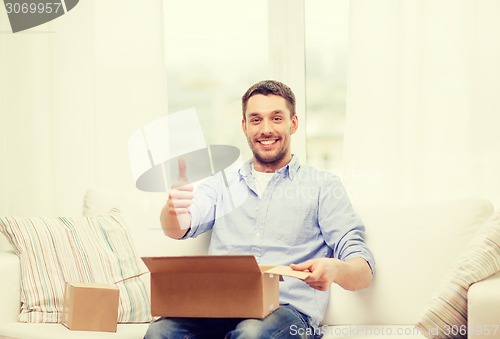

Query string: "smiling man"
[[146, 80, 375, 339], [242, 89, 298, 173]]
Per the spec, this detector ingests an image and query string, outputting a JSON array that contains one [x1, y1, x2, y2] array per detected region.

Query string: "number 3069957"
[[5, 2, 63, 14]]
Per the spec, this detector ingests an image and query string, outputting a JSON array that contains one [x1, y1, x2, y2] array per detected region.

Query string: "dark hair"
[[241, 80, 296, 120]]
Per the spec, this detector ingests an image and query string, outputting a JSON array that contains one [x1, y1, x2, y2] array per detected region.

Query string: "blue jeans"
[[144, 305, 322, 339]]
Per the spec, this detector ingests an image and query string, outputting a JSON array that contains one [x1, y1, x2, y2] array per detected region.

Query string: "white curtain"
[[343, 0, 500, 207], [0, 0, 167, 216]]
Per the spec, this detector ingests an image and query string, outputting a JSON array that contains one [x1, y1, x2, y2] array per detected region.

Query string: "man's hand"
[[160, 157, 194, 239], [290, 257, 372, 291], [290, 258, 340, 291], [168, 157, 193, 217]]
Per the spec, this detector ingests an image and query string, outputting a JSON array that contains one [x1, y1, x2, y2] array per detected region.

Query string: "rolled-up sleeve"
[[318, 174, 376, 275]]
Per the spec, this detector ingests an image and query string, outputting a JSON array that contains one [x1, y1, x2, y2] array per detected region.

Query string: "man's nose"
[[261, 119, 273, 134]]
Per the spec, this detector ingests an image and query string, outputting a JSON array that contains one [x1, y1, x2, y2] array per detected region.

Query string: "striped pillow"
[[0, 209, 151, 323], [415, 210, 500, 339]]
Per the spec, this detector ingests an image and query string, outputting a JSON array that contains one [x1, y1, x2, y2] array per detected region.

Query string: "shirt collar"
[[239, 155, 300, 180]]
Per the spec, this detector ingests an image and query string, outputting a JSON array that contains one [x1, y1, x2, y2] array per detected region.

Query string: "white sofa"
[[1, 189, 500, 339]]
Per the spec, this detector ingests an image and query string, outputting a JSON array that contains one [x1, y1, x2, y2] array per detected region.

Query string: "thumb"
[[290, 260, 312, 272], [177, 156, 188, 182]]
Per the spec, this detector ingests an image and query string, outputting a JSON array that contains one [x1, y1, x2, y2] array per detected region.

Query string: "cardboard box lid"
[[142, 255, 310, 280], [142, 255, 261, 274], [263, 265, 310, 280]]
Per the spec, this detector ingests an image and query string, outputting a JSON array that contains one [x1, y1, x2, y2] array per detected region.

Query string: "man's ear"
[[241, 118, 247, 135], [290, 115, 298, 135]]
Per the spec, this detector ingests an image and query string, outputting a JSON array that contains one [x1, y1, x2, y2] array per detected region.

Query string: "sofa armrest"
[[0, 252, 21, 324], [468, 271, 500, 339]]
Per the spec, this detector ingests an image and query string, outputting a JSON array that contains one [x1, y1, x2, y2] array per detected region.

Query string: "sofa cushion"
[[82, 188, 211, 258], [415, 210, 500, 339], [324, 198, 494, 325], [0, 210, 151, 323]]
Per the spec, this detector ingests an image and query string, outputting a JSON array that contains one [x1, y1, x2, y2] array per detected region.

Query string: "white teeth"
[[260, 140, 276, 145]]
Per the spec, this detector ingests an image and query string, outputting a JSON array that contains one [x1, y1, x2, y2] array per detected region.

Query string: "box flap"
[[142, 255, 261, 274], [263, 266, 310, 280], [68, 282, 118, 290]]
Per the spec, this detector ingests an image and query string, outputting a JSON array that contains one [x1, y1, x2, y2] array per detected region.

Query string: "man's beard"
[[249, 138, 289, 166]]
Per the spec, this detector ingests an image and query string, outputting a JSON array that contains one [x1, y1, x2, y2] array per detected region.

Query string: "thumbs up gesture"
[[169, 157, 193, 213], [160, 157, 194, 238]]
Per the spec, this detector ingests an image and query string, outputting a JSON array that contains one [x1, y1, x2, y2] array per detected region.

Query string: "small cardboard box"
[[142, 255, 309, 318], [62, 282, 120, 332]]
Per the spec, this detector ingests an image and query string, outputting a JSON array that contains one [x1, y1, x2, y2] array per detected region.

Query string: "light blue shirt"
[[184, 156, 375, 326]]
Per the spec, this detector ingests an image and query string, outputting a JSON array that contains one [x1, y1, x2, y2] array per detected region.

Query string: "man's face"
[[242, 94, 298, 171]]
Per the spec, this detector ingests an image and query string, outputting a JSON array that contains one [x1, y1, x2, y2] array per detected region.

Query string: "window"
[[163, 0, 349, 171], [305, 0, 349, 171]]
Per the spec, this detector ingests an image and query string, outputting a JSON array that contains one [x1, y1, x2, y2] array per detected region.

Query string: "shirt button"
[[256, 232, 261, 238]]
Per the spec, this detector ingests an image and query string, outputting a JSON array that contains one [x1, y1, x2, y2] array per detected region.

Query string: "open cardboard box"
[[142, 255, 309, 318]]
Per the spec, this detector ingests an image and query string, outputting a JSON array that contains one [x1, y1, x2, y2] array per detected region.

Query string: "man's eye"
[[251, 118, 260, 123], [273, 117, 282, 121]]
